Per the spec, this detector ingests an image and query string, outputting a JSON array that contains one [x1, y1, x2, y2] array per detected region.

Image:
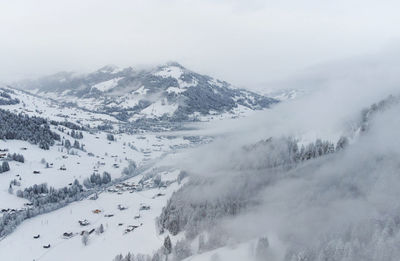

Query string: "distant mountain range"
[[14, 62, 278, 122]]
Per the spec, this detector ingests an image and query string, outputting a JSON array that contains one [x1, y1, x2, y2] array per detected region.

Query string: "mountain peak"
[[163, 61, 186, 69], [13, 62, 278, 122], [96, 64, 120, 74]]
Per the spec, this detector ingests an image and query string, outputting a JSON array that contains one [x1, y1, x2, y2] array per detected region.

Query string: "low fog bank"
[[155, 54, 400, 260], [169, 53, 400, 177], [220, 103, 400, 260], [183, 50, 400, 149], [164, 97, 400, 261]]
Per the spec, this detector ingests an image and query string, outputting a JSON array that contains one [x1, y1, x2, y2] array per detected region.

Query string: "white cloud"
[[0, 0, 400, 88]]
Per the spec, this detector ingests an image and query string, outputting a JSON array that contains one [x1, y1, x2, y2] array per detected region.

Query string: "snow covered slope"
[[14, 63, 278, 122]]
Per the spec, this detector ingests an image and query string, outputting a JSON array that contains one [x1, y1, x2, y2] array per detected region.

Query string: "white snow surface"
[[154, 66, 184, 79], [92, 77, 124, 92], [0, 171, 181, 261]]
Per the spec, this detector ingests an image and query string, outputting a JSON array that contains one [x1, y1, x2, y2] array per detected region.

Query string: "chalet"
[[0, 153, 6, 158], [63, 232, 73, 239], [139, 205, 150, 211], [124, 225, 138, 233], [125, 227, 134, 233], [153, 193, 165, 199], [118, 204, 127, 211], [78, 219, 90, 226]]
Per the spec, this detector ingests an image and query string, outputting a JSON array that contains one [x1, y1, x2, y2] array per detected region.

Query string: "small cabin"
[[139, 205, 150, 211], [124, 225, 138, 234], [118, 204, 127, 211], [78, 219, 90, 226], [63, 232, 73, 238]]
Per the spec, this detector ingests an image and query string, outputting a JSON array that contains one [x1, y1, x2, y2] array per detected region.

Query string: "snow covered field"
[[0, 170, 182, 261], [0, 85, 217, 260]]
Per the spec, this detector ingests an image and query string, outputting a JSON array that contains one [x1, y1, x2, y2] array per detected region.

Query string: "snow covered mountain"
[[15, 63, 278, 122], [2, 72, 400, 261]]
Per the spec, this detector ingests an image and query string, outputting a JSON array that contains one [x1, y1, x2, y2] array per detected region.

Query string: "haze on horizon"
[[1, 0, 400, 89]]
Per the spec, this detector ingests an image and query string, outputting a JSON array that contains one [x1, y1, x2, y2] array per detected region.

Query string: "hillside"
[[15, 63, 278, 122]]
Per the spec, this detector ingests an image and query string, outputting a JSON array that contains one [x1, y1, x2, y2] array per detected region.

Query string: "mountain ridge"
[[14, 62, 278, 122]]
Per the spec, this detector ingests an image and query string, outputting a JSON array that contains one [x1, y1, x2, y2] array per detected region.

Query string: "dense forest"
[[0, 109, 60, 149]]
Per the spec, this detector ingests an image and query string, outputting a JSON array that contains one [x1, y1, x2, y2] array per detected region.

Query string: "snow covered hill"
[[3, 61, 399, 261], [14, 63, 278, 122], [0, 85, 210, 244]]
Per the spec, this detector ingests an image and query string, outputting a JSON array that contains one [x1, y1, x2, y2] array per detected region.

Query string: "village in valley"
[[0, 86, 205, 260]]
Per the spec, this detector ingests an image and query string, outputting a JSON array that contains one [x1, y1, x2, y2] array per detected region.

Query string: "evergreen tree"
[[1, 161, 10, 172], [163, 236, 172, 258], [255, 237, 269, 260], [82, 232, 89, 246]]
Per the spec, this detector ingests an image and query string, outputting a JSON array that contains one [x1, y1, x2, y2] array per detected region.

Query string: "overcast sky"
[[1, 0, 400, 88]]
